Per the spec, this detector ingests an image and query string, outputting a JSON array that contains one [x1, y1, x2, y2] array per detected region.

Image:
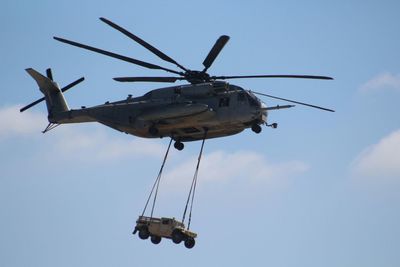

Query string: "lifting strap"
[[141, 138, 173, 219], [182, 129, 207, 230]]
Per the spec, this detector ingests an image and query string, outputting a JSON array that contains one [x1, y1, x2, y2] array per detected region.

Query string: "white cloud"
[[360, 72, 400, 92], [0, 104, 165, 161], [0, 105, 46, 138], [162, 150, 309, 191], [0, 105, 309, 185], [351, 129, 400, 183]]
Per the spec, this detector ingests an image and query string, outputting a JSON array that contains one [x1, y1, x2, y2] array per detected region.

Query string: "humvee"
[[133, 216, 197, 249]]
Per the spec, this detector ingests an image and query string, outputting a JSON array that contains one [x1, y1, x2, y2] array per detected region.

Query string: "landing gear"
[[251, 124, 262, 134], [174, 141, 184, 151]]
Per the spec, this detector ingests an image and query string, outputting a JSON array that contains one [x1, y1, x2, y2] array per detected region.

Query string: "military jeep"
[[133, 216, 197, 249]]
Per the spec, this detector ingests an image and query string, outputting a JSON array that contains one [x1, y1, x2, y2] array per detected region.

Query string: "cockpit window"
[[247, 94, 259, 107]]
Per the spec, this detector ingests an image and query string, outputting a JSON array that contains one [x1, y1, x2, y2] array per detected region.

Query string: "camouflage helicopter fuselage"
[[50, 80, 267, 142], [23, 17, 333, 146]]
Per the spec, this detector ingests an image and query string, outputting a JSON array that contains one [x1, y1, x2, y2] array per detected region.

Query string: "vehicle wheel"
[[138, 227, 150, 240], [174, 141, 184, 151], [184, 237, 195, 249], [251, 124, 262, 134], [151, 235, 162, 244], [171, 229, 183, 244]]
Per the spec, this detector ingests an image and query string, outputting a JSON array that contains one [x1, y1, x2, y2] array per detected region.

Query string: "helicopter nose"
[[261, 101, 267, 110]]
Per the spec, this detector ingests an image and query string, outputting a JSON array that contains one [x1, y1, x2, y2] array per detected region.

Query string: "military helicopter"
[[21, 17, 334, 151]]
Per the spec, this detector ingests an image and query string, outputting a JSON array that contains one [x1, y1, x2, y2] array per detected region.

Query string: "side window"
[[237, 92, 246, 102], [219, 97, 230, 107]]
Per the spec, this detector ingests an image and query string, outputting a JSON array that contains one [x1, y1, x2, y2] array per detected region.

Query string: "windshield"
[[247, 91, 260, 107]]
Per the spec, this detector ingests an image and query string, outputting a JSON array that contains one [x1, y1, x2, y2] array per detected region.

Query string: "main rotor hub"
[[185, 71, 211, 84]]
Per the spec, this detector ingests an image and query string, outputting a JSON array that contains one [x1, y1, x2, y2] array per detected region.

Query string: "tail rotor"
[[20, 68, 84, 113]]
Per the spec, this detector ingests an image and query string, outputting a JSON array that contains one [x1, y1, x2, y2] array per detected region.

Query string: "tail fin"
[[26, 68, 69, 119], [21, 68, 84, 122]]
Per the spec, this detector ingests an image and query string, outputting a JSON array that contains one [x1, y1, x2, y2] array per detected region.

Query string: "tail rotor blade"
[[46, 68, 53, 80], [21, 76, 85, 113], [99, 17, 188, 72], [202, 35, 230, 72], [251, 90, 335, 112], [61, 77, 85, 92]]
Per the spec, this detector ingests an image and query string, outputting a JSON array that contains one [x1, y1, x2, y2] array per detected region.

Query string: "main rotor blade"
[[20, 77, 85, 113], [53, 37, 182, 75], [251, 90, 335, 112], [202, 35, 230, 72], [100, 17, 188, 72], [113, 76, 184, 83], [212, 74, 334, 80]]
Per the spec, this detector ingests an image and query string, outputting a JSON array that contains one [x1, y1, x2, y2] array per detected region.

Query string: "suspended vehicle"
[[133, 216, 197, 249]]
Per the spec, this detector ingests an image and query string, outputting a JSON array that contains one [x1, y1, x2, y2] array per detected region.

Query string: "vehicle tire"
[[151, 235, 162, 244], [171, 229, 183, 244], [138, 227, 150, 240], [184, 237, 195, 249]]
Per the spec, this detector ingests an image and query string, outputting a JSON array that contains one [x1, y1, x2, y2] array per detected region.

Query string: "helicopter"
[[21, 17, 334, 151]]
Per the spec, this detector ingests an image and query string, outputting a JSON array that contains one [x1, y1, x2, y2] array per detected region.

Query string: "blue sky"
[[1, 0, 400, 266]]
